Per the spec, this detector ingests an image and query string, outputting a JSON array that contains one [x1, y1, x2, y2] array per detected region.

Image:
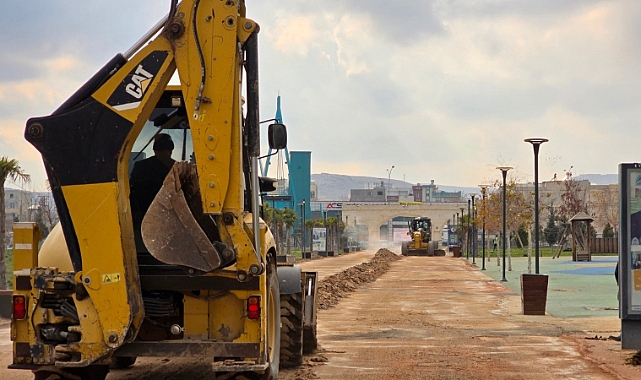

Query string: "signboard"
[[321, 202, 343, 211], [448, 229, 458, 246], [312, 227, 327, 252], [619, 164, 641, 348]]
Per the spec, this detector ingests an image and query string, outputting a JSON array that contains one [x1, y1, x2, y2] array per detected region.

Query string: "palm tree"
[[272, 208, 285, 254], [0, 157, 30, 289], [281, 208, 297, 255]]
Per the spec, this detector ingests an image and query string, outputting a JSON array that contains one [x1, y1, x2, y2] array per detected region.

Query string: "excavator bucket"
[[141, 162, 233, 272]]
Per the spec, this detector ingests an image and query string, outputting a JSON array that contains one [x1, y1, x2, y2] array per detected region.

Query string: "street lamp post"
[[525, 138, 548, 275], [386, 165, 395, 187], [497, 166, 512, 282], [471, 194, 477, 265], [466, 199, 471, 260], [452, 213, 455, 250], [302, 199, 306, 254], [459, 207, 465, 255], [479, 185, 488, 270]]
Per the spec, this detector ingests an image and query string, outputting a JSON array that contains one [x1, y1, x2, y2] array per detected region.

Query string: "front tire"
[[401, 241, 409, 256]]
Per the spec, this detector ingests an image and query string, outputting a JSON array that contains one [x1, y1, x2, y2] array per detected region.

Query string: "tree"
[[544, 207, 560, 246], [603, 223, 615, 238], [516, 224, 528, 248], [31, 195, 58, 239], [272, 208, 285, 254], [0, 157, 30, 289], [262, 203, 286, 254], [262, 202, 274, 225], [590, 185, 618, 236], [559, 177, 589, 222], [322, 217, 344, 253], [477, 178, 531, 270], [281, 208, 297, 255]]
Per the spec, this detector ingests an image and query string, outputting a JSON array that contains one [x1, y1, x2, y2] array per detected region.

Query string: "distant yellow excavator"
[[9, 1, 316, 379], [401, 217, 441, 256]]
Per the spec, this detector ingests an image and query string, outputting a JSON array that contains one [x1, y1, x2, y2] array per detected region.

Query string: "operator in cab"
[[129, 133, 176, 227]]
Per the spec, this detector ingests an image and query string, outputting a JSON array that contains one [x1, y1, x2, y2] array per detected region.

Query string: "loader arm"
[[21, 0, 262, 366]]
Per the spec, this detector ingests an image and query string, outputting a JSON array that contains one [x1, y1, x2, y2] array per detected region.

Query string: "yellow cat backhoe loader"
[[9, 1, 316, 379]]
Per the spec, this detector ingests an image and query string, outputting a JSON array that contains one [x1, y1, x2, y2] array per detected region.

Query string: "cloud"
[[3, 0, 641, 190], [338, 0, 445, 44], [266, 14, 319, 56]]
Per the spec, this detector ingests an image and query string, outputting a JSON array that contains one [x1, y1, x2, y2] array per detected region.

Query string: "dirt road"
[[2, 251, 640, 379], [281, 254, 641, 380]]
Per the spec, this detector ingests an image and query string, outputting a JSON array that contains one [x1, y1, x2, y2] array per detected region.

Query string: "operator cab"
[[127, 86, 286, 262], [410, 217, 432, 233], [130, 88, 192, 173]]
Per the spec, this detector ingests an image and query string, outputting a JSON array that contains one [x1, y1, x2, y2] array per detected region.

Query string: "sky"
[[1, 0, 640, 191]]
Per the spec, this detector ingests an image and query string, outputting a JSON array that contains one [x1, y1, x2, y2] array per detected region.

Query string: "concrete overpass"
[[342, 203, 467, 243]]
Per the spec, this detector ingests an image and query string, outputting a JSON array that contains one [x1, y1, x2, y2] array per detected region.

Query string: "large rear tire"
[[279, 292, 304, 368], [261, 258, 281, 380], [401, 241, 409, 256]]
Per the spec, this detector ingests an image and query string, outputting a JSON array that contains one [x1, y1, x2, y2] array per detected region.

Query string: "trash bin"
[[452, 246, 461, 257], [521, 274, 548, 315]]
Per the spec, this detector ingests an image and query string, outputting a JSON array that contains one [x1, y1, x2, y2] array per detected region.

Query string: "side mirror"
[[259, 176, 278, 193], [268, 123, 287, 149]]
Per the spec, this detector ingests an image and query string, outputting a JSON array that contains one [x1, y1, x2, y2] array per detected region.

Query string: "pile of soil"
[[316, 249, 401, 310], [626, 350, 641, 366]]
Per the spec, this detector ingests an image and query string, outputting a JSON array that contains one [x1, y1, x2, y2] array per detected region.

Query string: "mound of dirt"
[[626, 350, 641, 366], [316, 249, 401, 310]]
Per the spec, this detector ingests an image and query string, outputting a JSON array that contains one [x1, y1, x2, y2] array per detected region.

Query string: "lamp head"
[[524, 138, 549, 146]]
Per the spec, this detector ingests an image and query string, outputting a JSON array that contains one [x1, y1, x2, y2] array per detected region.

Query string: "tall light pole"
[[386, 165, 395, 187], [452, 213, 456, 250], [467, 199, 471, 260], [525, 138, 548, 275], [302, 199, 306, 254], [471, 194, 477, 265], [459, 207, 465, 254], [497, 166, 513, 282], [479, 185, 488, 270]]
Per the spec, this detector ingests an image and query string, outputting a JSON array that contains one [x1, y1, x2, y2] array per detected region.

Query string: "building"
[[349, 187, 386, 202], [4, 189, 58, 239], [513, 179, 617, 235], [412, 181, 462, 203], [350, 180, 463, 204], [4, 188, 31, 222]]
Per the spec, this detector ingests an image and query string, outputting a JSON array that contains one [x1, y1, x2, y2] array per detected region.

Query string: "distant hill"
[[574, 174, 617, 185], [311, 173, 479, 201]]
